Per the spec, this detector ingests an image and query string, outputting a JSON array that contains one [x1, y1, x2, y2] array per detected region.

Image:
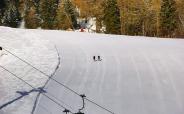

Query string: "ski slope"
[[0, 27, 59, 114], [0, 27, 184, 114], [32, 30, 184, 114]]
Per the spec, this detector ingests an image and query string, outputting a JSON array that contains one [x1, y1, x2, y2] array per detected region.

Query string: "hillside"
[[0, 27, 59, 114], [33, 28, 184, 114], [0, 27, 184, 114], [0, 0, 184, 37]]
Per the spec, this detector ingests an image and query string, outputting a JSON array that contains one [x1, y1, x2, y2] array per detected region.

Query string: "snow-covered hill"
[[33, 29, 184, 114], [1, 27, 184, 114]]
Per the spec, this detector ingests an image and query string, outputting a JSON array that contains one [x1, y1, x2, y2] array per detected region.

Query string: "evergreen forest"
[[0, 0, 184, 38]]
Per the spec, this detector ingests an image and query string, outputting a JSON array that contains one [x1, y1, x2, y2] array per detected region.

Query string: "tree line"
[[0, 0, 184, 38]]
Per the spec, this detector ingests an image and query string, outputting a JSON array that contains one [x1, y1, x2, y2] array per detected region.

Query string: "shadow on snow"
[[0, 87, 46, 110]]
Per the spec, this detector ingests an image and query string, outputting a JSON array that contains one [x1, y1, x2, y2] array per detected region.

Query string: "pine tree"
[[3, 0, 22, 28], [103, 0, 121, 35], [55, 1, 71, 30], [64, 0, 78, 29], [24, 0, 40, 29], [160, 0, 178, 37], [90, 0, 104, 33], [0, 0, 6, 25], [55, 0, 78, 30], [25, 7, 40, 29], [119, 0, 147, 36], [176, 0, 184, 36], [139, 0, 161, 37], [40, 0, 59, 29], [0, 0, 5, 9]]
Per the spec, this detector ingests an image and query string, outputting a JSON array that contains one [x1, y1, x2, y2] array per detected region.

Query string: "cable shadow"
[[0, 87, 46, 110]]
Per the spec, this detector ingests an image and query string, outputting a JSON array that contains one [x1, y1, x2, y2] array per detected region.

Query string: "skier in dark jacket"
[[98, 56, 102, 61], [93, 56, 96, 61], [0, 46, 3, 56]]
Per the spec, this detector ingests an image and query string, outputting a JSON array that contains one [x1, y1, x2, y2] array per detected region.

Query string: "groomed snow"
[[1, 27, 184, 114], [30, 30, 184, 114], [0, 27, 59, 114]]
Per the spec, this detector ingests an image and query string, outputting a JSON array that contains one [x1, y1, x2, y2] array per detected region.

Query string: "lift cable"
[[3, 47, 80, 96], [0, 64, 75, 114], [2, 47, 116, 114]]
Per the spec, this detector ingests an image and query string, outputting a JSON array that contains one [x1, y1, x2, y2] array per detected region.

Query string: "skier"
[[98, 56, 102, 61], [0, 46, 2, 57], [93, 56, 96, 61], [0, 46, 7, 57]]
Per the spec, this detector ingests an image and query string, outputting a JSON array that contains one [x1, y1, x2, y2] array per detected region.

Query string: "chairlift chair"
[[75, 110, 84, 114]]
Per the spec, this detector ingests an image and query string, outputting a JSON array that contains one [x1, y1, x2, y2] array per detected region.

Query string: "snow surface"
[[1, 27, 184, 114], [0, 27, 59, 114], [30, 30, 184, 114]]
